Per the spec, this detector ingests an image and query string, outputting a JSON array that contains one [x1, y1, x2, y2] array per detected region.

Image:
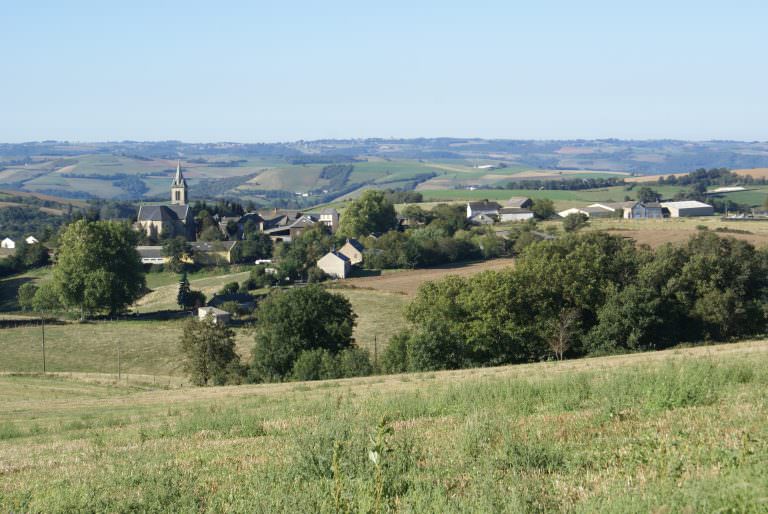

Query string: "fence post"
[[41, 315, 46, 373], [117, 340, 121, 382]]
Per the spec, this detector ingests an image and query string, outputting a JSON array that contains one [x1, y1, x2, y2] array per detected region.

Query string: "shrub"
[[17, 283, 38, 311], [337, 347, 373, 377], [219, 281, 240, 295]]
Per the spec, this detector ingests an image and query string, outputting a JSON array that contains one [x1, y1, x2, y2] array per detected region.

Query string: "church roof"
[[137, 204, 189, 222]]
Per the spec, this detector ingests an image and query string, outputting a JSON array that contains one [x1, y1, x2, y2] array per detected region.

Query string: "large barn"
[[660, 201, 714, 218]]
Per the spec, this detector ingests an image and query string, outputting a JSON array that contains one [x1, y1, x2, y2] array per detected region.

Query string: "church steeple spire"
[[171, 160, 188, 205]]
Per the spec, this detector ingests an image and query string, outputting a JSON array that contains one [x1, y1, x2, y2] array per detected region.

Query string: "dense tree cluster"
[[52, 220, 146, 317], [383, 231, 768, 372], [339, 190, 399, 238], [250, 285, 359, 382]]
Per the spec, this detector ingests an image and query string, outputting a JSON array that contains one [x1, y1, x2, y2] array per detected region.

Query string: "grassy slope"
[[0, 340, 766, 512]]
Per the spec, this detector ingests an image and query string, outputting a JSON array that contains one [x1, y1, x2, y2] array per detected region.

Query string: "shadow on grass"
[[0, 276, 33, 312], [348, 268, 382, 278]]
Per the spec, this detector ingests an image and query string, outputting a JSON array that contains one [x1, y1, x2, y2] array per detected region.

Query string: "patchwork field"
[[0, 340, 766, 511]]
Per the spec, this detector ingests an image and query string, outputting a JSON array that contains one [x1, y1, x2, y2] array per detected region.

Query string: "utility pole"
[[41, 315, 46, 373], [373, 335, 378, 369], [117, 341, 121, 382]]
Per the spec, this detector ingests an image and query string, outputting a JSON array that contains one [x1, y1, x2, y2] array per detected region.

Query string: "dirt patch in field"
[[339, 258, 515, 296], [733, 168, 768, 179]]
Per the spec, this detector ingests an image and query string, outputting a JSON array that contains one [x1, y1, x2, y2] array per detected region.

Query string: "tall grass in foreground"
[[1, 354, 767, 512]]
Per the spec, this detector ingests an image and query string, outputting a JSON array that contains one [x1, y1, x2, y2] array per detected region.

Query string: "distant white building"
[[25, 236, 39, 245], [1, 238, 15, 249], [661, 201, 715, 218]]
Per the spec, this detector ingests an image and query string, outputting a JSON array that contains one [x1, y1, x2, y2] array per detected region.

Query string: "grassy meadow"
[[1, 340, 766, 512]]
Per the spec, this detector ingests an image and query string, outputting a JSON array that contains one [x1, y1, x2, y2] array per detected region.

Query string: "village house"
[[262, 214, 317, 243], [622, 201, 663, 219], [316, 251, 351, 279], [318, 208, 340, 232], [1, 237, 15, 249], [466, 201, 502, 219], [135, 161, 195, 240], [338, 238, 364, 265], [136, 241, 238, 265], [25, 236, 39, 244]]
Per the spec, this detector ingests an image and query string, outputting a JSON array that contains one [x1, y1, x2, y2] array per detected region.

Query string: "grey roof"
[[239, 212, 264, 224], [136, 246, 164, 259], [468, 201, 502, 210], [320, 208, 339, 215], [190, 241, 237, 252], [506, 197, 531, 208], [137, 204, 189, 222]]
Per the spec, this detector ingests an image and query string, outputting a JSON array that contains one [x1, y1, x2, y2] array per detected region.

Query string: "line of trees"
[[382, 231, 768, 372]]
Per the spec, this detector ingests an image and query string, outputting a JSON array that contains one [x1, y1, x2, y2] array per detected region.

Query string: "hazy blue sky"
[[2, 1, 766, 142]]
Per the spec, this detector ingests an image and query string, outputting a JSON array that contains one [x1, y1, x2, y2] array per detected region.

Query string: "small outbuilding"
[[25, 236, 39, 245], [660, 201, 715, 218], [1, 238, 16, 249], [317, 251, 351, 279], [197, 306, 231, 325], [499, 207, 534, 222]]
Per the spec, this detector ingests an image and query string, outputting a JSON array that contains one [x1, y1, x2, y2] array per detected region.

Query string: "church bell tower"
[[171, 160, 188, 205]]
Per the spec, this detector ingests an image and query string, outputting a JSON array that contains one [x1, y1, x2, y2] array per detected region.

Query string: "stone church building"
[[135, 161, 195, 240]]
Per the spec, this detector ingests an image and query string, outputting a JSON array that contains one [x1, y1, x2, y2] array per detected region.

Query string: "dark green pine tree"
[[177, 271, 191, 310]]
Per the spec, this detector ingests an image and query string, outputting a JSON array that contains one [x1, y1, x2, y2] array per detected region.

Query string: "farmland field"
[[576, 217, 768, 248], [338, 258, 516, 296], [0, 340, 766, 511]]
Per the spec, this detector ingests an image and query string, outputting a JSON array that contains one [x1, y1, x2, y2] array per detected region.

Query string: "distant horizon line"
[[2, 137, 767, 145]]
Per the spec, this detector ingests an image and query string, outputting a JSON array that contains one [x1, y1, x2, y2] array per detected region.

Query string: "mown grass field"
[[1, 340, 766, 512], [574, 217, 768, 248]]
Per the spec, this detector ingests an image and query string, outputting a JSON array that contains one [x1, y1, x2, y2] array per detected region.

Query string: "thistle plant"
[[369, 417, 393, 514]]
